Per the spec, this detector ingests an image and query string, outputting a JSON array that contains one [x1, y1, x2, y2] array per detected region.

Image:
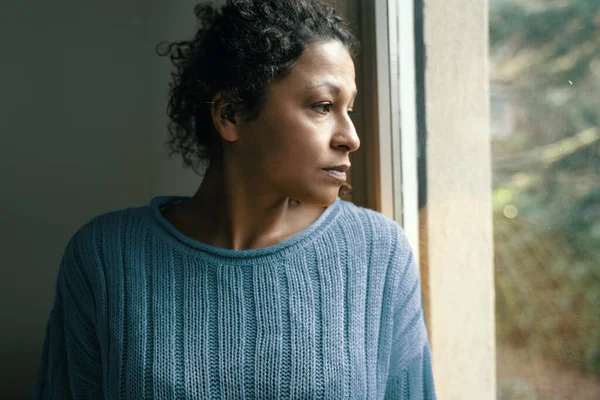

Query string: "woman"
[[33, 0, 437, 398]]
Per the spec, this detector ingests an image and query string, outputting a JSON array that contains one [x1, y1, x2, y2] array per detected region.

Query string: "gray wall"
[[0, 0, 215, 396]]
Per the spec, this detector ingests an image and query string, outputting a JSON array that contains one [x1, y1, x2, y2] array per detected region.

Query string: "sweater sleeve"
[[384, 232, 437, 399], [32, 235, 103, 399]]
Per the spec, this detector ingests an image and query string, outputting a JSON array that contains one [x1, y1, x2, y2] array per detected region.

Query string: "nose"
[[331, 114, 361, 153]]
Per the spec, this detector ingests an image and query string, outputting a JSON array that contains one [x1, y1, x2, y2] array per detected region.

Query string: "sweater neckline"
[[147, 196, 343, 261]]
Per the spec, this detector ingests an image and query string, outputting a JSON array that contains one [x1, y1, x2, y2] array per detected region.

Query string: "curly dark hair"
[[157, 0, 359, 198]]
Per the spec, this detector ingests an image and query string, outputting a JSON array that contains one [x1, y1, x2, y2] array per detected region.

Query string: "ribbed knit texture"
[[33, 196, 436, 399]]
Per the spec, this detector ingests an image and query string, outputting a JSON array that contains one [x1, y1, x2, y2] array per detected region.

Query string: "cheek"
[[260, 136, 313, 176], [256, 113, 326, 171]]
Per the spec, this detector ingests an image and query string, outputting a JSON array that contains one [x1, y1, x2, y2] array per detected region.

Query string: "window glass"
[[490, 1, 600, 398]]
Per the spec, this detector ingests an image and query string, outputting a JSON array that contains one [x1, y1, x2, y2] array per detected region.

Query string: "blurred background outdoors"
[[490, 0, 600, 398]]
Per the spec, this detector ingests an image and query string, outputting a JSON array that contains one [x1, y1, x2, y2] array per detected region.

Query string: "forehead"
[[276, 40, 356, 94]]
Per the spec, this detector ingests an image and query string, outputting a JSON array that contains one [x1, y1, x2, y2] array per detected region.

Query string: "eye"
[[347, 109, 356, 117], [312, 102, 333, 113]]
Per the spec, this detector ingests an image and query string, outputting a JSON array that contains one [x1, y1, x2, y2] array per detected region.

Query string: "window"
[[491, 1, 600, 398]]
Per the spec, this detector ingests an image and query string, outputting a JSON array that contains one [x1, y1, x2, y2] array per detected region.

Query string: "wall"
[[420, 0, 496, 398], [0, 0, 208, 396]]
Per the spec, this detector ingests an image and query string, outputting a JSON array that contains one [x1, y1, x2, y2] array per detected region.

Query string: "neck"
[[179, 157, 323, 251]]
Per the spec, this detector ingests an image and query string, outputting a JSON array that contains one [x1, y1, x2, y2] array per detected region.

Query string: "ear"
[[210, 93, 239, 143]]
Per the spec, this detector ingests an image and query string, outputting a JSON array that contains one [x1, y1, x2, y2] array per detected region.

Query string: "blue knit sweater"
[[33, 196, 436, 399]]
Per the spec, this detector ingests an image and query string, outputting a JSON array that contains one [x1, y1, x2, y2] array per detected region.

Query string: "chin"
[[292, 186, 341, 208]]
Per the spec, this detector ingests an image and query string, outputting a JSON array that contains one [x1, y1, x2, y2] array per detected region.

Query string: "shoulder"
[[337, 199, 412, 257], [60, 205, 148, 279], [68, 205, 146, 251], [338, 199, 401, 230], [57, 205, 150, 298], [335, 201, 415, 288]]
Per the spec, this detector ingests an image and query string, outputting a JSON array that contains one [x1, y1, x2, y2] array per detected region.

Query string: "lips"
[[322, 164, 350, 182], [322, 164, 350, 173]]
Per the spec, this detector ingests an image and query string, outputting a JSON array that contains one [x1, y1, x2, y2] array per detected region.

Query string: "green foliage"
[[491, 0, 600, 376]]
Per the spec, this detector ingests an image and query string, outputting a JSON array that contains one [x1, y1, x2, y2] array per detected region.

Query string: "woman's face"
[[231, 39, 360, 207]]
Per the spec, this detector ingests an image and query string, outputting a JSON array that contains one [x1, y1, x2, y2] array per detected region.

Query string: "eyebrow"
[[304, 81, 358, 98]]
